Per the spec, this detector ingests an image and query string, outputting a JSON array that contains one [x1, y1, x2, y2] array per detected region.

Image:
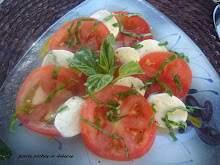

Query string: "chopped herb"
[[158, 41, 168, 46], [46, 104, 68, 123], [158, 79, 173, 96], [0, 138, 12, 160], [75, 18, 94, 45], [95, 118, 101, 127], [132, 44, 143, 50], [112, 23, 119, 27], [124, 13, 142, 17], [48, 53, 60, 80], [44, 78, 79, 103], [64, 22, 75, 48], [174, 73, 183, 92], [92, 14, 114, 32], [163, 114, 178, 141], [80, 117, 129, 158], [115, 89, 139, 98], [10, 102, 34, 132], [149, 103, 156, 127]]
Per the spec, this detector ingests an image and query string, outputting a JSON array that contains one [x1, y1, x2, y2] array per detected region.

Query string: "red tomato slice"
[[80, 85, 155, 161], [16, 65, 86, 136], [135, 52, 192, 99], [114, 11, 153, 48], [48, 17, 110, 53]]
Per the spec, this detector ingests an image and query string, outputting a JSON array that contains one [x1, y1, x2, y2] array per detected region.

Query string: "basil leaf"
[[46, 104, 68, 123], [64, 22, 75, 48], [174, 73, 183, 92], [149, 103, 156, 127], [92, 14, 114, 32], [100, 34, 118, 75], [85, 74, 113, 93], [112, 23, 119, 27], [48, 53, 60, 80], [115, 89, 139, 98], [69, 47, 100, 76], [163, 114, 178, 141], [10, 102, 34, 132], [132, 44, 143, 50], [113, 61, 144, 83], [124, 13, 142, 17], [44, 78, 78, 103], [158, 41, 168, 46], [105, 114, 127, 122], [158, 79, 173, 96], [80, 117, 129, 158], [75, 18, 94, 45], [0, 138, 12, 160]]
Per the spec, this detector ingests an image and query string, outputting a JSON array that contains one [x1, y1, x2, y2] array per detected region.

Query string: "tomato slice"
[[114, 11, 153, 48], [16, 65, 86, 136], [135, 52, 192, 99], [48, 17, 110, 53], [80, 85, 155, 161]]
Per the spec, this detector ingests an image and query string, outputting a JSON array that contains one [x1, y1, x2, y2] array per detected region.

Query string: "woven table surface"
[[0, 0, 219, 88]]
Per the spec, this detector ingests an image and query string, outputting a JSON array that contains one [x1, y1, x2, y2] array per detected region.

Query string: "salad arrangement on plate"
[[3, 10, 219, 161]]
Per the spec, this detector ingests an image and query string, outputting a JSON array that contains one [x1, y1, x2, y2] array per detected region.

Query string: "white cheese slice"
[[147, 93, 187, 129], [54, 96, 85, 138], [91, 10, 119, 38], [114, 76, 145, 96], [115, 47, 140, 63], [42, 50, 74, 68], [137, 39, 167, 58]]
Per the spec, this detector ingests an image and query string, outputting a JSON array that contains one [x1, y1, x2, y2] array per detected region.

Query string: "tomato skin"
[[80, 85, 155, 161], [16, 65, 86, 136], [114, 11, 153, 48], [135, 52, 192, 100], [48, 17, 110, 53]]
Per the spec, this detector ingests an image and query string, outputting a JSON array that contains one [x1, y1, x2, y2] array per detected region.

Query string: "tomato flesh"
[[135, 52, 192, 99], [80, 85, 155, 160], [48, 17, 110, 53], [16, 65, 86, 136], [114, 11, 153, 48]]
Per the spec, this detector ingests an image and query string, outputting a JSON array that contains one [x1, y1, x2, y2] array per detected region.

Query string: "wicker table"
[[0, 0, 219, 88]]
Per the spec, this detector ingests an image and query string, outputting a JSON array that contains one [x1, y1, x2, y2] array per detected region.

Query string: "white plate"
[[0, 0, 220, 164]]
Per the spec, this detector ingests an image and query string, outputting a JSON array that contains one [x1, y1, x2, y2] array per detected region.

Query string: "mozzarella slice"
[[147, 93, 187, 129], [115, 47, 140, 63], [42, 50, 74, 68], [91, 10, 119, 38], [54, 96, 85, 137], [136, 39, 167, 58], [114, 76, 145, 96]]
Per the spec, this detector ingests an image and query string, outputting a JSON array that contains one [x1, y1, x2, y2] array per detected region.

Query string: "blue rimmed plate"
[[0, 0, 219, 165]]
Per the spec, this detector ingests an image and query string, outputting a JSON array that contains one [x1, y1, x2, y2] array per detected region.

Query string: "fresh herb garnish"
[[100, 34, 118, 75], [115, 88, 139, 98], [92, 14, 114, 32], [112, 23, 119, 27], [64, 22, 75, 48], [80, 117, 129, 158], [149, 103, 156, 127], [10, 102, 34, 132], [46, 104, 68, 123], [174, 73, 183, 92], [124, 13, 142, 17], [44, 78, 79, 103], [75, 18, 94, 45], [0, 138, 12, 160], [158, 41, 168, 46], [132, 44, 143, 50], [48, 53, 60, 80]]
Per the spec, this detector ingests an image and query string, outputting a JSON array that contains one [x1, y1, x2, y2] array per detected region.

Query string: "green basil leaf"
[[46, 104, 68, 123], [105, 114, 127, 122], [174, 73, 183, 92], [75, 18, 94, 45], [124, 13, 142, 17], [69, 47, 100, 76], [0, 138, 12, 160], [132, 44, 143, 50], [64, 22, 75, 48], [158, 41, 168, 46], [163, 114, 178, 141], [85, 74, 113, 93], [92, 14, 114, 32], [100, 34, 117, 75], [48, 53, 60, 80], [44, 78, 78, 103], [158, 79, 173, 96], [112, 23, 119, 27], [113, 61, 144, 83], [115, 89, 139, 98], [80, 117, 129, 158], [149, 103, 156, 127]]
